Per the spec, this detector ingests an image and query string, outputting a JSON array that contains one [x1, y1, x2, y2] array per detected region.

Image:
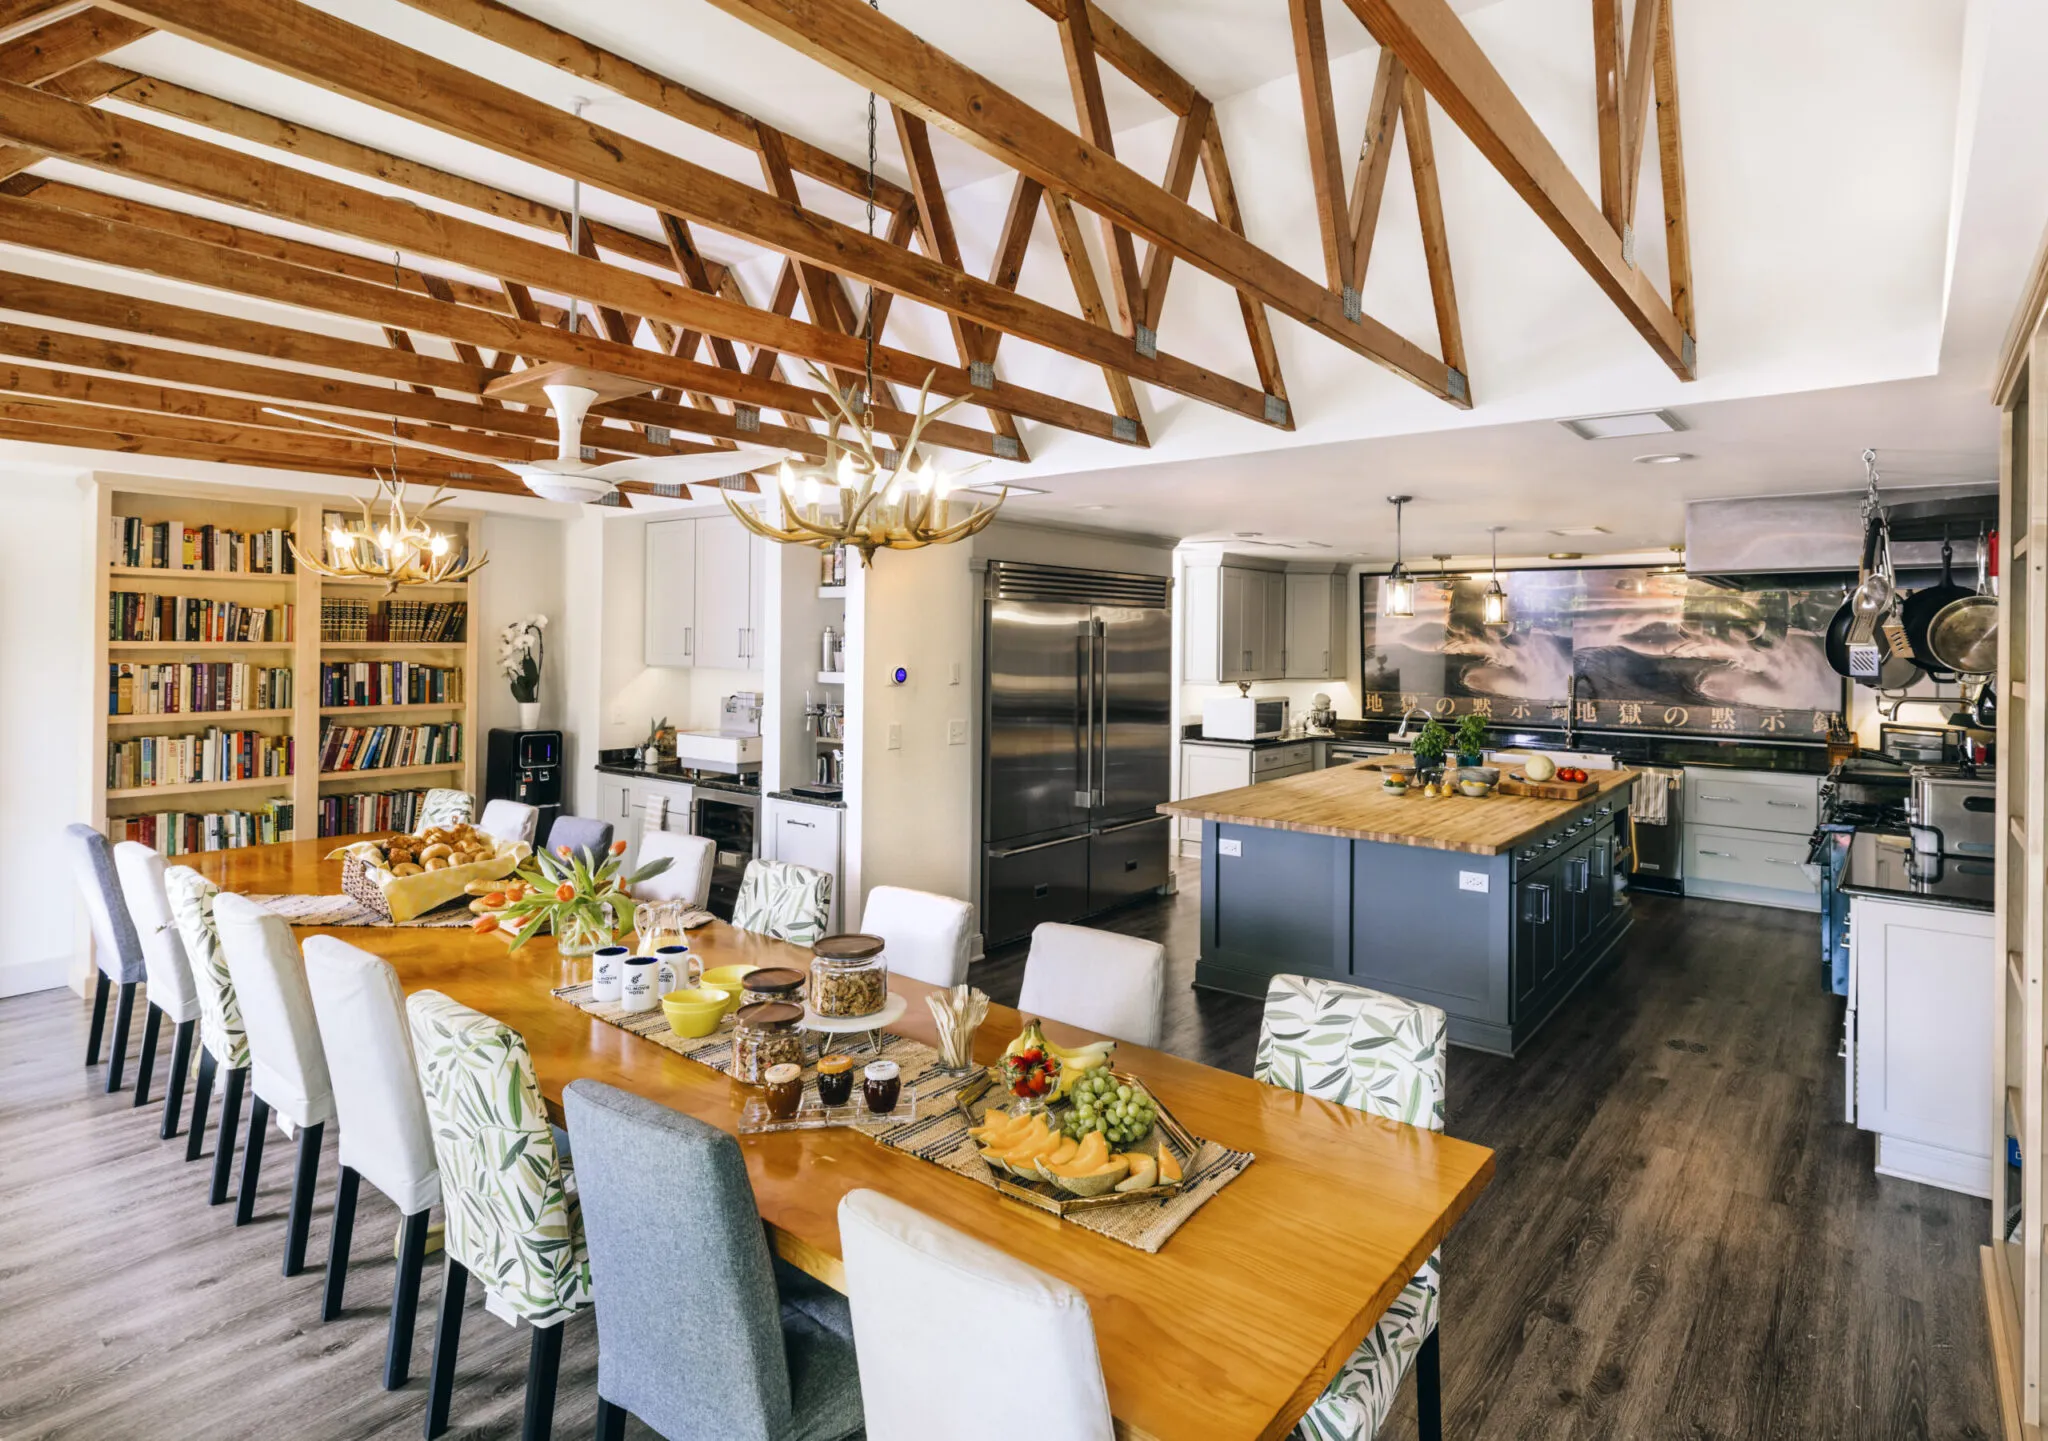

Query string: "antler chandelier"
[[288, 473, 487, 593]]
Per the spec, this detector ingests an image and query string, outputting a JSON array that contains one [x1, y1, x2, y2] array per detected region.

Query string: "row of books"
[[320, 598, 468, 643], [318, 722, 462, 773], [106, 729, 295, 791], [107, 663, 293, 717], [315, 788, 431, 838], [110, 592, 295, 644], [319, 661, 462, 709], [111, 517, 296, 575], [112, 801, 296, 855]]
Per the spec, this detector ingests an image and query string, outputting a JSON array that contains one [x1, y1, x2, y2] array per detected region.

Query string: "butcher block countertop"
[[1160, 761, 1641, 856]]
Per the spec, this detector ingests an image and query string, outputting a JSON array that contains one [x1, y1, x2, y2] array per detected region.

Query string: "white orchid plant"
[[498, 614, 547, 703]]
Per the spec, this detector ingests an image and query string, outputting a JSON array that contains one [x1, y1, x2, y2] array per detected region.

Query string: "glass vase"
[[554, 909, 613, 957]]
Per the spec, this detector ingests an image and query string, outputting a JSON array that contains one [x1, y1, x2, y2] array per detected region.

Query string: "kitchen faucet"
[[1564, 673, 1578, 748], [1392, 703, 1428, 741]]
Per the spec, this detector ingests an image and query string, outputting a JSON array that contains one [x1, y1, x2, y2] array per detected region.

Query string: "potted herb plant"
[[473, 840, 672, 955], [1410, 718, 1451, 781], [498, 614, 547, 729], [1454, 711, 1490, 768]]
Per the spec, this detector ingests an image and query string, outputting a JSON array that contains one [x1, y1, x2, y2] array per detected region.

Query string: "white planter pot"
[[517, 700, 541, 729]]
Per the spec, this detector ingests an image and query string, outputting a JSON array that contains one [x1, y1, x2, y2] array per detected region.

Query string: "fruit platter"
[[955, 1020, 1198, 1215]]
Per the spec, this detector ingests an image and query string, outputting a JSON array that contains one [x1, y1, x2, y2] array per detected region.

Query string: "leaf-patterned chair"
[[164, 865, 256, 1207], [731, 858, 833, 946], [414, 788, 474, 832], [407, 990, 591, 1441], [1255, 975, 1447, 1441]]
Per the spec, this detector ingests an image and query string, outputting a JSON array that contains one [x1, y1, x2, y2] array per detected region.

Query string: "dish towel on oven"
[[1631, 768, 1680, 825]]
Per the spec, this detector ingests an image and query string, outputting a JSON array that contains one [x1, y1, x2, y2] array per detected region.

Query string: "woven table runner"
[[245, 894, 476, 928], [551, 980, 1253, 1254]]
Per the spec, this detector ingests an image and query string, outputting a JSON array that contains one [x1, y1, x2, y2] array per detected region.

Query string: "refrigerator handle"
[[1073, 627, 1094, 808], [1093, 621, 1108, 808]]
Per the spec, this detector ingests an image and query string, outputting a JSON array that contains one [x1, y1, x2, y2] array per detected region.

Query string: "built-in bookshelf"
[[91, 478, 480, 853]]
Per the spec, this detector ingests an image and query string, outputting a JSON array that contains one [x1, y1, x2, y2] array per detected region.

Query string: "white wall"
[[474, 513, 570, 738], [0, 466, 96, 997]]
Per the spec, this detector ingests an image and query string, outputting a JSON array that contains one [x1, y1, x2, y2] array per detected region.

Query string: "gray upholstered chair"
[[544, 814, 613, 864], [63, 823, 147, 1093], [562, 1079, 863, 1441], [113, 842, 204, 1138], [414, 788, 474, 831]]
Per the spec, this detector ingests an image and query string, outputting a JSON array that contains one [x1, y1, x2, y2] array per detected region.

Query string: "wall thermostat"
[[891, 666, 909, 685]]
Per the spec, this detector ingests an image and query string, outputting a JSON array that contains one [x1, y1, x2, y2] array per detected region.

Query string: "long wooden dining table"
[[191, 838, 1495, 1441]]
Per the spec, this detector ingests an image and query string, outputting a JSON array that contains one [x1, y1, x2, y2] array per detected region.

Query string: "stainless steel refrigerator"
[[981, 562, 1173, 947]]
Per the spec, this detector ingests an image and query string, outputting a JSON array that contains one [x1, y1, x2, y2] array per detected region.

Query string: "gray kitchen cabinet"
[[644, 519, 698, 666], [1183, 560, 1287, 682], [1682, 767, 1821, 911], [1284, 570, 1347, 680]]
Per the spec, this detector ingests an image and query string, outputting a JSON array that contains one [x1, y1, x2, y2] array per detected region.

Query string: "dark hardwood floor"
[[0, 869, 1997, 1440]]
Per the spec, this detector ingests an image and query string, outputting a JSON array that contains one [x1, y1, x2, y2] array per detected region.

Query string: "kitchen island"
[[1162, 761, 1639, 1054]]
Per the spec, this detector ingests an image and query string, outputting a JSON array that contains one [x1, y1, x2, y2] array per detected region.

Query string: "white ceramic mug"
[[621, 956, 660, 1013], [654, 944, 698, 996], [591, 946, 628, 1004]]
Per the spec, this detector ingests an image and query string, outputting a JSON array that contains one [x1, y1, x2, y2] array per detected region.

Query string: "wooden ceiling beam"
[[657, 213, 743, 373], [96, 0, 1270, 429], [1135, 93, 1208, 342], [1591, 0, 1625, 234], [1400, 74, 1465, 386], [0, 88, 1123, 450], [395, 0, 913, 214], [690, 0, 1453, 407], [1615, 0, 1658, 234], [1346, 50, 1404, 296], [0, 2, 76, 34], [1015, 0, 1197, 117], [1044, 191, 1142, 429], [1651, 0, 1692, 344], [0, 6, 146, 85], [1340, 0, 1693, 378], [1289, 0, 1354, 295], [0, 6, 139, 177], [1054, 0, 1144, 338], [1196, 112, 1288, 408], [0, 411, 435, 482]]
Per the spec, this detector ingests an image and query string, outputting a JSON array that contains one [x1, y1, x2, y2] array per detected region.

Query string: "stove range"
[[1812, 761, 1912, 996]]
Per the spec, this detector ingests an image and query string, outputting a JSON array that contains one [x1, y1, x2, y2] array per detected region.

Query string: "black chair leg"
[[133, 1002, 163, 1108], [161, 1020, 195, 1140], [1416, 1328, 1443, 1441], [523, 1322, 565, 1441], [105, 981, 138, 1093], [322, 1165, 360, 1321], [211, 1066, 246, 1204], [284, 1120, 325, 1275], [85, 972, 110, 1065], [237, 1094, 271, 1225], [187, 1047, 217, 1164], [386, 1209, 431, 1390], [425, 1257, 469, 1440], [594, 1397, 628, 1441]]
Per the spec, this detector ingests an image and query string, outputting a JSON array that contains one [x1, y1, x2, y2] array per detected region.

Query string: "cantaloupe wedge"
[[968, 1109, 1035, 1144], [985, 1117, 1063, 1175], [1068, 1130, 1110, 1172], [1114, 1153, 1159, 1192], [1047, 1156, 1130, 1197], [1045, 1136, 1080, 1168], [1155, 1147, 1182, 1185]]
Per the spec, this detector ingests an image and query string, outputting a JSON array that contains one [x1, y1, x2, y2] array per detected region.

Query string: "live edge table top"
[[190, 838, 1495, 1441]]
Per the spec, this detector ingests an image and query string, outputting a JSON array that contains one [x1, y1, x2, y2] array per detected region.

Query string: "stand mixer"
[[1302, 692, 1337, 736]]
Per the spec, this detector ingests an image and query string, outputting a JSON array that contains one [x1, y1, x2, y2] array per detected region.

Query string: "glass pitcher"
[[634, 898, 684, 951]]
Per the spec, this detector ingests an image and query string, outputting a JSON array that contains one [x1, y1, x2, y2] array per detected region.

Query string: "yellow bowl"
[[698, 964, 759, 1015], [662, 988, 730, 1038]]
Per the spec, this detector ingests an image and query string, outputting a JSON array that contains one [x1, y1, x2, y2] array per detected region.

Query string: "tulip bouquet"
[[473, 838, 672, 953]]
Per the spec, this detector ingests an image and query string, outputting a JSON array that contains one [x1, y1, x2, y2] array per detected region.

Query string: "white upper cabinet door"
[[644, 518, 698, 667], [693, 514, 754, 671], [1284, 571, 1344, 680]]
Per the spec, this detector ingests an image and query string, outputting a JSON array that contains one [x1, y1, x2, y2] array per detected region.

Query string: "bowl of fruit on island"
[[968, 1020, 1188, 1205]]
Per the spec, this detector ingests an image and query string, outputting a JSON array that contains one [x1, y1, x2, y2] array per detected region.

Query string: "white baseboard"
[[1875, 1133, 1993, 1199], [0, 953, 76, 998]]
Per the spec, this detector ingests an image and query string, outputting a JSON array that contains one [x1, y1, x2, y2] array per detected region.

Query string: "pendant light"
[[1382, 495, 1416, 617], [1482, 525, 1510, 627]]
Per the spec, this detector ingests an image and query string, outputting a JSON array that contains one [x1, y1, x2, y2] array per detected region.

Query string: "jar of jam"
[[862, 1059, 901, 1116], [740, 967, 807, 1007], [731, 1001, 805, 1083], [762, 1062, 804, 1120], [815, 1053, 855, 1108], [808, 934, 889, 1018]]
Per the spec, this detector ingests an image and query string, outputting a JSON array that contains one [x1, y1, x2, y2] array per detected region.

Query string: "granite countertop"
[[1326, 721, 1834, 776], [593, 762, 760, 796], [766, 789, 847, 810], [1159, 761, 1637, 856], [1178, 727, 1335, 750], [1839, 830, 1995, 912]]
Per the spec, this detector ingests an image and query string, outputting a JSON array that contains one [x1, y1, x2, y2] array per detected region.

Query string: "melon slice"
[[968, 1109, 1035, 1144], [1045, 1136, 1080, 1168], [1068, 1130, 1110, 1172], [1115, 1153, 1159, 1192], [984, 1116, 1060, 1173], [1048, 1156, 1131, 1197], [1155, 1147, 1183, 1185]]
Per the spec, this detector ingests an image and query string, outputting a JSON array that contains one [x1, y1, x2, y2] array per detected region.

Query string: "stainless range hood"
[[1684, 485, 1994, 583]]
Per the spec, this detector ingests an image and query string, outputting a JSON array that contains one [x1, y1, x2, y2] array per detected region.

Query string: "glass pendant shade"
[[1482, 581, 1509, 627], [1382, 568, 1416, 618]]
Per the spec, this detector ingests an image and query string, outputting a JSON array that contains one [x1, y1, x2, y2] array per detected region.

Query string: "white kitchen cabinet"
[[1284, 570, 1346, 680], [1681, 767, 1821, 911], [1184, 561, 1287, 683], [1848, 894, 1995, 1197], [643, 518, 698, 666], [763, 796, 843, 931], [1173, 741, 1313, 852]]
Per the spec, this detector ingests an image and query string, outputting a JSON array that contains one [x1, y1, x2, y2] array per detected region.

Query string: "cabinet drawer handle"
[[1765, 857, 1800, 866], [1698, 848, 1737, 858], [1766, 799, 1803, 809], [1700, 794, 1736, 803], [785, 818, 815, 828]]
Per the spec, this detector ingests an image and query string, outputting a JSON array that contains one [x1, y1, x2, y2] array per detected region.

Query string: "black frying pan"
[[1899, 536, 1971, 676]]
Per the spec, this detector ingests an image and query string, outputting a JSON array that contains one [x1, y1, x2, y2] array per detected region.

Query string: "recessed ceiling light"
[[1548, 525, 1611, 537], [1233, 530, 1263, 538], [1634, 452, 1694, 465], [961, 483, 1045, 496], [1547, 552, 1584, 560], [1075, 504, 1111, 511], [1559, 409, 1684, 440]]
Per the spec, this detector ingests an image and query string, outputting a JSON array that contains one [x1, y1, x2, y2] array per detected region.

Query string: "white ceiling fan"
[[264, 381, 783, 505]]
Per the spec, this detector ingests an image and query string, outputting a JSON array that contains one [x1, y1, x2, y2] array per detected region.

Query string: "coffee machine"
[[485, 729, 563, 847]]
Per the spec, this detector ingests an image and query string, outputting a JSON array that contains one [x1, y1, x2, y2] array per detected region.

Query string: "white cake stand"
[[800, 992, 907, 1054]]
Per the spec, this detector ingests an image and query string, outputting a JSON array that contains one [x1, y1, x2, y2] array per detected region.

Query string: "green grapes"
[[1060, 1069, 1157, 1144]]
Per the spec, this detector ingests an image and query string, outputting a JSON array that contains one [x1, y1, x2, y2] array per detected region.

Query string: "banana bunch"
[[999, 1021, 1118, 1101], [1044, 1034, 1115, 1099]]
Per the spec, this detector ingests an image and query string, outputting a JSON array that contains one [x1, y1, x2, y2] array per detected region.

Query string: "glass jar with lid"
[[740, 967, 807, 1007], [808, 933, 889, 1018], [730, 1000, 805, 1083]]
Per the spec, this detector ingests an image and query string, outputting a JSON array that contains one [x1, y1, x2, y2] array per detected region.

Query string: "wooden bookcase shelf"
[[92, 477, 480, 852]]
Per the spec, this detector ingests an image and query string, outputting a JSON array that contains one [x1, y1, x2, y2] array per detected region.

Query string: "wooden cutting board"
[[1495, 771, 1599, 800]]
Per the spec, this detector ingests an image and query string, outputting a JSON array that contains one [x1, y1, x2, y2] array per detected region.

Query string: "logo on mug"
[[591, 945, 628, 1004]]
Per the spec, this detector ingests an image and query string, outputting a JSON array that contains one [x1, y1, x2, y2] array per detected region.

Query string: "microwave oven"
[[1203, 695, 1290, 740]]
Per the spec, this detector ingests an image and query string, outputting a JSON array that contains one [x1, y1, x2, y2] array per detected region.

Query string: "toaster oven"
[[1906, 765, 1996, 857]]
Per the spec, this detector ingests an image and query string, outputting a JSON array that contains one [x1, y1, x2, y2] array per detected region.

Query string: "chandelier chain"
[[862, 0, 880, 412]]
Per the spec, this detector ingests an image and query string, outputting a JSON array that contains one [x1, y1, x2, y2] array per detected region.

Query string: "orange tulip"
[[556, 844, 572, 857], [555, 882, 577, 902], [610, 839, 628, 855], [472, 914, 500, 934], [482, 891, 508, 908]]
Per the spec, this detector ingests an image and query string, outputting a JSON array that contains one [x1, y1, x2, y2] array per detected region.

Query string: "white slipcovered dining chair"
[[838, 1188, 1112, 1441], [164, 866, 252, 1205], [113, 842, 205, 1139], [213, 893, 337, 1276], [303, 936, 441, 1389], [63, 823, 146, 1093], [859, 886, 973, 988], [476, 798, 540, 848], [1017, 923, 1165, 1049], [630, 831, 715, 907], [1256, 975, 1447, 1441]]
